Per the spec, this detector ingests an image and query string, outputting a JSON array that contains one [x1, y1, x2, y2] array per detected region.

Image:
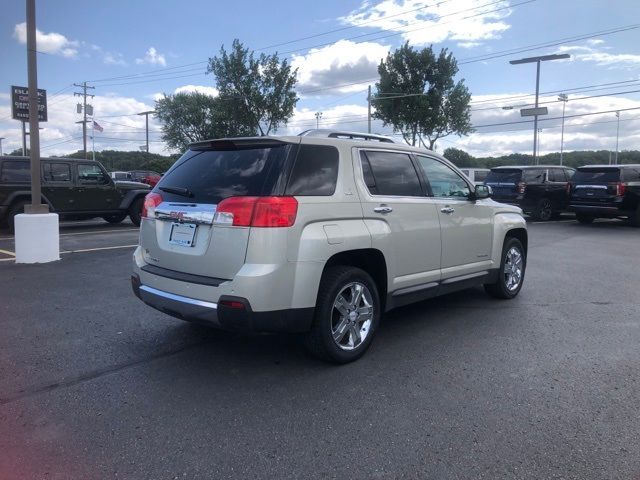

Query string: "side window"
[[524, 169, 545, 183], [565, 169, 575, 180], [285, 145, 339, 196], [460, 169, 469, 177], [623, 168, 640, 182], [416, 156, 470, 198], [360, 151, 422, 197], [43, 163, 71, 182], [548, 168, 566, 182], [78, 164, 109, 185], [0, 161, 30, 183], [474, 170, 488, 183]]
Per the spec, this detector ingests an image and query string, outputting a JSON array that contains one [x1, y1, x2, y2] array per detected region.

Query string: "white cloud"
[[173, 85, 219, 97], [135, 47, 167, 66], [292, 40, 389, 95], [103, 52, 127, 66], [558, 42, 640, 68], [13, 22, 79, 57], [341, 0, 512, 48]]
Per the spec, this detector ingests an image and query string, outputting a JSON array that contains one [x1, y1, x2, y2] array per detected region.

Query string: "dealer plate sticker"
[[169, 222, 197, 247]]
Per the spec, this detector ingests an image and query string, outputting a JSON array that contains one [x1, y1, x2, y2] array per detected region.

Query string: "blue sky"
[[1, 0, 639, 157]]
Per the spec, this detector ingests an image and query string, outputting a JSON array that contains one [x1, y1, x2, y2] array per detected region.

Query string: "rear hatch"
[[571, 167, 621, 204], [485, 169, 524, 200], [139, 139, 297, 280]]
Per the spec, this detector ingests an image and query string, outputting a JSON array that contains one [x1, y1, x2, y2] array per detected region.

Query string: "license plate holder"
[[169, 222, 197, 247]]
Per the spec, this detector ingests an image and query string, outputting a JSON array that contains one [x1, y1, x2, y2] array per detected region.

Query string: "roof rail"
[[298, 129, 396, 143]]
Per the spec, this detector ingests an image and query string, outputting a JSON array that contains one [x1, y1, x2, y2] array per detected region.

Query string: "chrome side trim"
[[139, 285, 218, 309], [574, 185, 608, 190], [154, 202, 217, 225], [441, 271, 489, 285]]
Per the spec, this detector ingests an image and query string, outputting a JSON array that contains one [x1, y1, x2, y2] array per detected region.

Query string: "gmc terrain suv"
[[485, 165, 575, 221], [0, 156, 150, 231], [569, 164, 640, 225], [132, 131, 528, 363]]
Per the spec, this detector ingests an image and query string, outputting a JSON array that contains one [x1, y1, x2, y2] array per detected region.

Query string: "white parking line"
[[0, 228, 139, 241], [61, 244, 138, 254], [0, 248, 15, 257]]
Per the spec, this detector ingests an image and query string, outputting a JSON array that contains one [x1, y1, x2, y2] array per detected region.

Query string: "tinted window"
[[0, 161, 30, 183], [285, 145, 338, 196], [416, 156, 470, 198], [474, 170, 488, 182], [158, 145, 292, 204], [360, 151, 422, 196], [573, 168, 621, 184], [78, 164, 109, 184], [486, 169, 523, 184], [622, 167, 640, 182], [565, 169, 575, 179], [43, 163, 71, 182], [460, 169, 469, 176], [547, 168, 565, 182], [523, 169, 545, 183]]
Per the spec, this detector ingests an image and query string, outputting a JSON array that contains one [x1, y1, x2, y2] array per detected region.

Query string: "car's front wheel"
[[485, 237, 526, 299], [305, 266, 380, 363]]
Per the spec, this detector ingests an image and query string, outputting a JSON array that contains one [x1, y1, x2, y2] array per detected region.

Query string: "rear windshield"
[[0, 161, 30, 183], [486, 169, 522, 183], [157, 144, 292, 204], [573, 168, 620, 184]]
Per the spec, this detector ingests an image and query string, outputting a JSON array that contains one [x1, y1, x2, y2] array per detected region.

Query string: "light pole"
[[537, 128, 542, 158], [315, 111, 323, 129], [558, 93, 568, 165], [0, 137, 5, 156], [138, 110, 155, 153], [509, 54, 570, 164], [615, 111, 620, 165]]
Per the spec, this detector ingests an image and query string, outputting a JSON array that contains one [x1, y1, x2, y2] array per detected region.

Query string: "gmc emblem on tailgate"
[[169, 211, 185, 221]]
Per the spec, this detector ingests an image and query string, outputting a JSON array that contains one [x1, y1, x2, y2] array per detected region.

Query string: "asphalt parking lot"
[[1, 218, 639, 479]]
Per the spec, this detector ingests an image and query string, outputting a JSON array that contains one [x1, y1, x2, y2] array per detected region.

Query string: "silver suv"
[[132, 130, 527, 363]]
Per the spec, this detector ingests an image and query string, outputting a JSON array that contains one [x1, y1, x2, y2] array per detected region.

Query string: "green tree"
[[207, 39, 298, 135], [372, 42, 473, 149], [443, 147, 476, 167], [155, 92, 253, 152]]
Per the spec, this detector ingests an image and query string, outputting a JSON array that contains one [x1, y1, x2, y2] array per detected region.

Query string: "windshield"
[[156, 144, 293, 204], [573, 168, 620, 184], [485, 169, 522, 183]]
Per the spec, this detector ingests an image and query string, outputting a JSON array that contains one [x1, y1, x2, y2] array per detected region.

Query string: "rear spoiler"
[[189, 137, 296, 151]]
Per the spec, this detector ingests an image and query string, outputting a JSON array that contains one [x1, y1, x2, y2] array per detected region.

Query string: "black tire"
[[576, 213, 594, 224], [629, 205, 640, 228], [304, 266, 381, 364], [128, 197, 144, 227], [485, 237, 526, 300], [7, 200, 28, 234], [532, 198, 553, 221], [103, 213, 127, 224]]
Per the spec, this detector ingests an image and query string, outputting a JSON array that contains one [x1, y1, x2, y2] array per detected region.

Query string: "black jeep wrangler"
[[0, 156, 150, 231]]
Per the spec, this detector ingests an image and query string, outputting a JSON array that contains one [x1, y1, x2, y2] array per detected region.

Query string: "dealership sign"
[[11, 85, 48, 122]]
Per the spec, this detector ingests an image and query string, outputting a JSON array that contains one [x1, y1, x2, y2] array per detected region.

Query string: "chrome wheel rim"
[[504, 247, 524, 292], [539, 200, 552, 220], [331, 282, 374, 351]]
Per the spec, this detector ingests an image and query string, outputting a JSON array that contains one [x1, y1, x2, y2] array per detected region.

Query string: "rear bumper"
[[131, 273, 315, 334], [569, 204, 629, 217]]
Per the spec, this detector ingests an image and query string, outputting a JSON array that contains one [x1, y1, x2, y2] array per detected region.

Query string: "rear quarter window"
[[622, 167, 640, 182], [486, 170, 522, 183], [0, 161, 30, 183], [474, 170, 488, 182], [285, 145, 339, 196]]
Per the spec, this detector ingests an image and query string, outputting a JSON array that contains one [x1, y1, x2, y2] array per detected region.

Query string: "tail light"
[[142, 192, 163, 218], [517, 182, 527, 194], [214, 196, 298, 228], [616, 182, 626, 197]]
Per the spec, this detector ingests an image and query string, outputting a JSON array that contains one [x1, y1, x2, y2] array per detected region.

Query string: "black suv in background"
[[569, 164, 640, 226], [0, 156, 150, 231], [485, 165, 575, 221]]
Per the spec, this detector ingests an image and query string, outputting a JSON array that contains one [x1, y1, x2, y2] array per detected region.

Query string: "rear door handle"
[[440, 207, 455, 214], [373, 205, 393, 214]]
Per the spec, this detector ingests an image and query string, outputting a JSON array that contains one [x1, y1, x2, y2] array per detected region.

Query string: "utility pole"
[[509, 54, 570, 164], [74, 81, 94, 158], [558, 93, 568, 165], [614, 111, 620, 165], [367, 85, 372, 134], [22, 122, 27, 155], [537, 128, 542, 161], [0, 137, 4, 156], [137, 110, 155, 153], [314, 111, 323, 129]]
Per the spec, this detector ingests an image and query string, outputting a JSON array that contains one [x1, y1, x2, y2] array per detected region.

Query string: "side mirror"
[[472, 184, 492, 200]]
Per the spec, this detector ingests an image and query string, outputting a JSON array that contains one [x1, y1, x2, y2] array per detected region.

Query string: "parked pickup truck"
[[0, 156, 150, 231]]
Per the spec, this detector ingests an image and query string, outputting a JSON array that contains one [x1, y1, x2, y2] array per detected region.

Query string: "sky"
[[1, 0, 639, 158]]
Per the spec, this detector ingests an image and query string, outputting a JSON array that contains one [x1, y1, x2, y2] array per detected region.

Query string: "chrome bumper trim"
[[139, 285, 218, 310]]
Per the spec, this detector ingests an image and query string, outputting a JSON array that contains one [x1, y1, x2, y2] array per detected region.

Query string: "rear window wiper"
[[159, 186, 194, 198]]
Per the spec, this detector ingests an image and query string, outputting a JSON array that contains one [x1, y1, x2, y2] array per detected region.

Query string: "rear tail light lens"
[[214, 196, 298, 228], [616, 182, 627, 197], [142, 192, 163, 218], [517, 182, 527, 194]]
